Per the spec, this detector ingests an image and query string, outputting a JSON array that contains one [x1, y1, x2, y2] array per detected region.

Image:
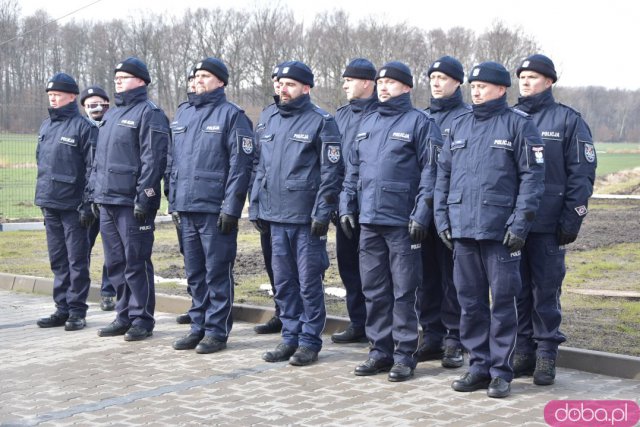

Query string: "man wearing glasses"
[[90, 57, 170, 342], [80, 85, 116, 312]]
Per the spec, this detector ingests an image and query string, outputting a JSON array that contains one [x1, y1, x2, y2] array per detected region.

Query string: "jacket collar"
[[277, 93, 313, 117], [429, 87, 464, 113], [114, 85, 148, 107], [472, 94, 509, 121], [349, 92, 378, 114], [190, 87, 226, 108], [377, 92, 413, 116], [48, 101, 79, 122], [516, 88, 555, 114]]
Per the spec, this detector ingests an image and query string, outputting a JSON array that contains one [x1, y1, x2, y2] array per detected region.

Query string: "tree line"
[[0, 0, 638, 142]]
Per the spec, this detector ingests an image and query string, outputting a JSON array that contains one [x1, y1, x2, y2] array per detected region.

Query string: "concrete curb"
[[1, 272, 638, 381]]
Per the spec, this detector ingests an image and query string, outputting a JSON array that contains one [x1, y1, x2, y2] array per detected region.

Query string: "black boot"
[[254, 316, 282, 334]]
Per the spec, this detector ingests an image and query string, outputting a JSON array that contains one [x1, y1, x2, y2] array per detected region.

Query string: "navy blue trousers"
[[453, 239, 521, 381], [88, 218, 115, 297], [181, 212, 236, 341], [517, 232, 567, 358], [335, 218, 366, 329], [270, 223, 329, 353], [100, 205, 156, 331], [359, 224, 421, 368], [260, 223, 278, 316], [43, 207, 91, 317], [419, 221, 461, 347]]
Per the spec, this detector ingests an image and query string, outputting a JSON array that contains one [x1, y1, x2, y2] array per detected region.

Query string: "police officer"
[[331, 58, 378, 344], [434, 61, 545, 398], [252, 63, 284, 335], [91, 57, 169, 341], [35, 73, 97, 331], [249, 61, 343, 366], [340, 61, 441, 382], [169, 58, 254, 354], [80, 85, 116, 312], [170, 66, 196, 326], [513, 54, 596, 385], [417, 56, 469, 368]]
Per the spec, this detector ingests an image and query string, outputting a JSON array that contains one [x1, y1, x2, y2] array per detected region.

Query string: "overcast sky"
[[16, 0, 638, 90]]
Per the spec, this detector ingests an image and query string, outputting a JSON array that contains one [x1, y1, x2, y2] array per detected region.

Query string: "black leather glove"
[[330, 211, 339, 226], [557, 227, 578, 245], [217, 213, 238, 234], [79, 210, 95, 228], [340, 214, 356, 240], [91, 203, 100, 218], [133, 203, 148, 222], [171, 211, 181, 228], [439, 228, 453, 251], [503, 229, 526, 252], [252, 219, 268, 234], [310, 219, 329, 237], [408, 220, 428, 243]]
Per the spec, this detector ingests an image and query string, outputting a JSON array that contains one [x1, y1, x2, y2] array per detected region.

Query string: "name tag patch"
[[292, 133, 310, 142], [451, 140, 466, 150], [205, 125, 221, 132], [541, 130, 562, 140], [59, 136, 77, 146], [390, 131, 411, 142], [492, 139, 513, 150]]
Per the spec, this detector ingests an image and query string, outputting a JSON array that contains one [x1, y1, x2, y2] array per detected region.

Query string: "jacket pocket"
[[285, 179, 317, 216], [107, 164, 138, 196], [192, 170, 225, 205], [377, 180, 411, 219], [51, 173, 79, 201], [479, 191, 514, 231]]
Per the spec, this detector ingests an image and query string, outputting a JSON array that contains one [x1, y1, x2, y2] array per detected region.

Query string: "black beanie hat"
[[516, 54, 558, 83], [278, 61, 314, 88], [195, 57, 229, 86], [468, 61, 511, 87], [427, 56, 465, 83], [114, 57, 151, 85], [376, 61, 414, 88], [46, 73, 79, 94], [342, 58, 376, 81], [80, 85, 109, 106]]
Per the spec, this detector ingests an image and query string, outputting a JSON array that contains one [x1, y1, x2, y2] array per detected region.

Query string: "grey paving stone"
[[1, 289, 639, 426]]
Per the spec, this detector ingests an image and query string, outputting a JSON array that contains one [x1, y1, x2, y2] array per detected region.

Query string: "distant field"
[[0, 134, 168, 219], [595, 142, 640, 176], [1, 135, 640, 219]]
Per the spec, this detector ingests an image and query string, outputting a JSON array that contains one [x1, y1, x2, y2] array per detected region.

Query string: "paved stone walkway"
[[1, 290, 639, 426]]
